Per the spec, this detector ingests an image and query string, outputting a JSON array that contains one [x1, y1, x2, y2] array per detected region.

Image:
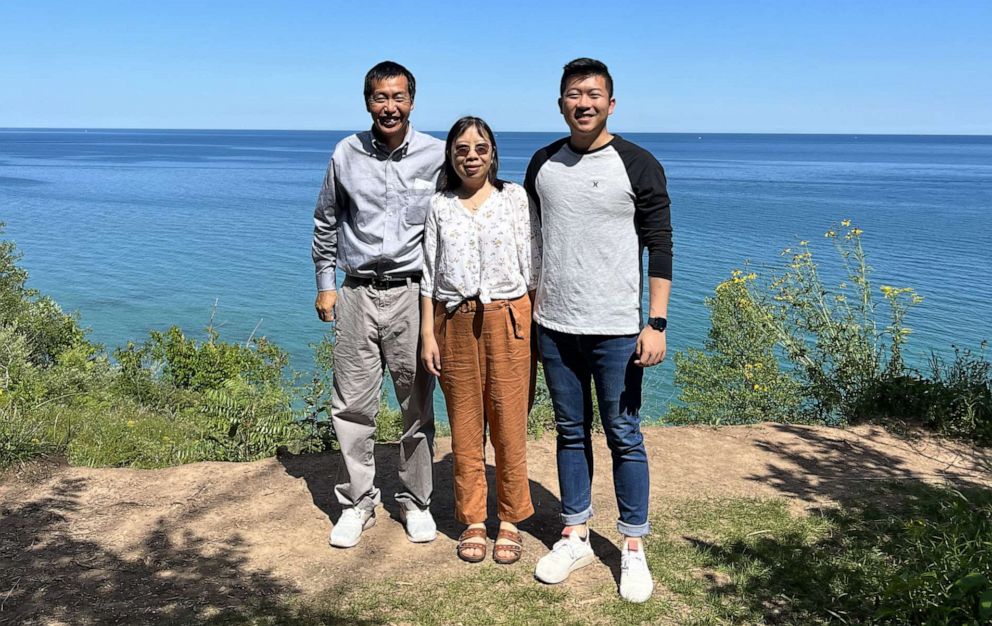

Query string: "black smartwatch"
[[647, 317, 667, 332]]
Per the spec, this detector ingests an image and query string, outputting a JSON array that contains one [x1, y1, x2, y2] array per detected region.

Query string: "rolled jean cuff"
[[561, 505, 593, 526], [617, 519, 650, 538]]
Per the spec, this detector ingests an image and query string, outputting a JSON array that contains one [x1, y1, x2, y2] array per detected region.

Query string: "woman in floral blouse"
[[420, 116, 542, 564]]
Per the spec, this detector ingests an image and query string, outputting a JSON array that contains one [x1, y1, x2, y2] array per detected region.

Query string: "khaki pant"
[[331, 276, 435, 512], [435, 296, 535, 524]]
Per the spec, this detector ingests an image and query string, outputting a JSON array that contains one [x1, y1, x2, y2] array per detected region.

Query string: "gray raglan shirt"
[[524, 135, 673, 335], [312, 125, 444, 292]]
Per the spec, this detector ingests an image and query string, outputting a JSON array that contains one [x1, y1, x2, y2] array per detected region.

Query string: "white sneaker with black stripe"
[[534, 529, 596, 584]]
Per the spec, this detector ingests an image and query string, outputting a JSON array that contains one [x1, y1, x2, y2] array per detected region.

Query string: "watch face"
[[649, 317, 667, 331]]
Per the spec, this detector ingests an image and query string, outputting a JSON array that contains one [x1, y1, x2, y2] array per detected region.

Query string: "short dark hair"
[[560, 57, 613, 97], [440, 116, 505, 192], [364, 61, 416, 102]]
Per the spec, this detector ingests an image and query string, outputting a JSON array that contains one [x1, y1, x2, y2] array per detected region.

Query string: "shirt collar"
[[370, 123, 414, 158]]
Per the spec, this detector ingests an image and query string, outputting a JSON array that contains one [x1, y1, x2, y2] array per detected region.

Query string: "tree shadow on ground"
[[747, 423, 990, 505], [0, 474, 378, 626], [669, 423, 992, 624]]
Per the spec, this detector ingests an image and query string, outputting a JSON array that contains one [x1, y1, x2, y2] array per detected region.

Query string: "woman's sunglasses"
[[453, 143, 491, 158]]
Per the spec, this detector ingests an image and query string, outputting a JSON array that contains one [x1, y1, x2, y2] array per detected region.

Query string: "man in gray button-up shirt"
[[312, 61, 444, 548]]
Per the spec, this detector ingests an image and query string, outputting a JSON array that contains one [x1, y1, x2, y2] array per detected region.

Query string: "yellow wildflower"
[[31, 438, 41, 445], [799, 240, 808, 246], [127, 420, 136, 428], [841, 219, 851, 227], [851, 228, 863, 236], [746, 273, 758, 281], [880, 285, 895, 296]]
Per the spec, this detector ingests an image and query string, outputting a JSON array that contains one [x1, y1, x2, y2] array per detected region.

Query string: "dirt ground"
[[1, 423, 990, 625]]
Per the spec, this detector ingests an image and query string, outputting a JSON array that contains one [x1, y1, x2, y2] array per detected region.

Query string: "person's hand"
[[315, 291, 337, 322], [421, 334, 442, 376], [634, 327, 666, 367]]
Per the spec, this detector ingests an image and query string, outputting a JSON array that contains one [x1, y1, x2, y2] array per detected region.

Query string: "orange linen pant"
[[435, 296, 535, 524]]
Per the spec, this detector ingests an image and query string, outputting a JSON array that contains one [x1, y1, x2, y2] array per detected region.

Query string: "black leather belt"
[[349, 275, 421, 290]]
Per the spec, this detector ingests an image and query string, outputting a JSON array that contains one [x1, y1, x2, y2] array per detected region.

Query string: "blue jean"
[[537, 326, 650, 537]]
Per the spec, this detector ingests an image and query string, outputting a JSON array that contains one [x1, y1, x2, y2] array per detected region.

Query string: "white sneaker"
[[329, 507, 376, 548], [400, 507, 437, 543], [619, 540, 654, 603], [534, 530, 596, 584]]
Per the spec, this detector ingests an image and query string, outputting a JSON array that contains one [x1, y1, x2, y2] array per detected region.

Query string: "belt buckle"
[[371, 277, 390, 290]]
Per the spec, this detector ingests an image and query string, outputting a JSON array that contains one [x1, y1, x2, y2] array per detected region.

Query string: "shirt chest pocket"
[[402, 189, 433, 226]]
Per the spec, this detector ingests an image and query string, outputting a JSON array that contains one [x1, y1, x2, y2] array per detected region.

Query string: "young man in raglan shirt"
[[525, 58, 672, 603], [312, 61, 444, 548]]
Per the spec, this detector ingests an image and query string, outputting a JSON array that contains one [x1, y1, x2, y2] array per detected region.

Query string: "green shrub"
[[64, 398, 191, 467], [0, 233, 88, 368], [924, 345, 992, 445], [110, 325, 317, 464], [873, 487, 992, 624], [115, 325, 288, 395], [761, 223, 922, 422], [671, 270, 804, 425], [297, 333, 337, 450], [0, 404, 63, 468], [674, 221, 924, 426]]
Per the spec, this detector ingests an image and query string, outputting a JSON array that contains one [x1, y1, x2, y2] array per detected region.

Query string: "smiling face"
[[451, 124, 493, 187], [559, 73, 615, 143], [366, 75, 414, 146]]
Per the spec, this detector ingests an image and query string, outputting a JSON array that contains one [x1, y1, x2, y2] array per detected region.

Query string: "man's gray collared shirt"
[[312, 126, 444, 291]]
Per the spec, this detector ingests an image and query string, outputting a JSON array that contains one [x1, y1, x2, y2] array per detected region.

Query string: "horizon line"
[[1, 126, 991, 138]]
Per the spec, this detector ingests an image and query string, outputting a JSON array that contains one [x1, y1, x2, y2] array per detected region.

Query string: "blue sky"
[[2, 1, 990, 133]]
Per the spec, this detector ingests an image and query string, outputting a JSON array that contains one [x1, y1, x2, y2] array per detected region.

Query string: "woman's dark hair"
[[364, 61, 416, 103], [560, 57, 613, 97], [440, 116, 505, 192]]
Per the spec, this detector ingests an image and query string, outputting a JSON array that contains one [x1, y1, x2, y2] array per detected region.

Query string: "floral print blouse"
[[421, 182, 542, 311]]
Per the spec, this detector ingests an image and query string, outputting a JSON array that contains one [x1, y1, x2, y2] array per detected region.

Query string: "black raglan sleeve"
[[614, 137, 673, 281]]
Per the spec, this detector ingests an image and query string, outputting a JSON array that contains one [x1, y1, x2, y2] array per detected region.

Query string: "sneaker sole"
[[534, 552, 597, 584], [328, 514, 376, 549], [405, 529, 437, 543]]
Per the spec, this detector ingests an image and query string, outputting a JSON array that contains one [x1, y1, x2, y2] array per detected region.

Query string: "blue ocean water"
[[2, 129, 990, 419]]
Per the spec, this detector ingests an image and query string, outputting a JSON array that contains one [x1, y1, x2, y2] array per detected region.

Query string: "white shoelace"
[[553, 534, 584, 558]]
